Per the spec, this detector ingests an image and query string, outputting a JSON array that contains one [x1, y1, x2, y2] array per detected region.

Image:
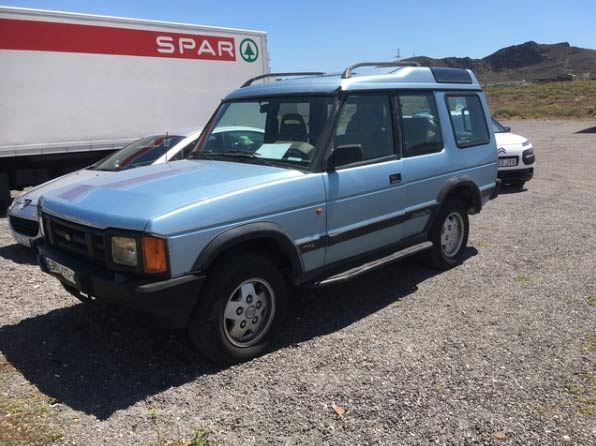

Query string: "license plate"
[[45, 257, 76, 286], [498, 158, 518, 167]]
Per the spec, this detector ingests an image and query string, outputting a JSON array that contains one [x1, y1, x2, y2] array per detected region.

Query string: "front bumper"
[[9, 224, 37, 248], [37, 242, 205, 328], [8, 203, 40, 248], [498, 167, 534, 183]]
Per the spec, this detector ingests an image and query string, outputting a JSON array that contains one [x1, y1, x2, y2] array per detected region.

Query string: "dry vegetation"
[[0, 357, 64, 446], [485, 80, 596, 119]]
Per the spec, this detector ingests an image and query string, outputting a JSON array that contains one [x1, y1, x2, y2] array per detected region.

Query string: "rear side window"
[[398, 93, 443, 157], [446, 95, 490, 148]]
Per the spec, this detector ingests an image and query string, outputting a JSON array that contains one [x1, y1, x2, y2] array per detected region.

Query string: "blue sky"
[[3, 0, 595, 72]]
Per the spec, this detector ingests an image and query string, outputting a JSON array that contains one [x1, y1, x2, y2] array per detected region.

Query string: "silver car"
[[8, 131, 200, 247]]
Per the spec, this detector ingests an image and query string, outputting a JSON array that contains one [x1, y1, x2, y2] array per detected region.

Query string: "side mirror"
[[327, 144, 363, 171]]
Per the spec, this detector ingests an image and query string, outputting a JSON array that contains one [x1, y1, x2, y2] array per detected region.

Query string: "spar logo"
[[239, 38, 259, 63], [155, 35, 258, 62], [156, 35, 235, 60]]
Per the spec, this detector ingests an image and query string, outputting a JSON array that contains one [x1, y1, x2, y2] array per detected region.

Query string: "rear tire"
[[425, 198, 469, 269], [187, 252, 287, 365]]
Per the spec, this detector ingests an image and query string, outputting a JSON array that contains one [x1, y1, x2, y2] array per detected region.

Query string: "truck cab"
[[37, 63, 500, 364]]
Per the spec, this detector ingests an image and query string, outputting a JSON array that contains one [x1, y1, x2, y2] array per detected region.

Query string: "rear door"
[[323, 94, 406, 264], [398, 91, 447, 236]]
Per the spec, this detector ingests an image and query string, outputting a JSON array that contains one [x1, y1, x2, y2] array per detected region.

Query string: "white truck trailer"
[[0, 6, 269, 207]]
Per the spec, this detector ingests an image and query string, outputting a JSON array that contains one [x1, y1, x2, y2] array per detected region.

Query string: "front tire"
[[187, 252, 287, 365], [425, 198, 469, 269]]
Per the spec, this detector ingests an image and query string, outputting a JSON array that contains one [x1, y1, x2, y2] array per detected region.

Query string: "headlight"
[[522, 148, 535, 165], [111, 236, 138, 266], [522, 140, 531, 147]]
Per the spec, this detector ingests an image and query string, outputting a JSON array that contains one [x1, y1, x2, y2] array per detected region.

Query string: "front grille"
[[42, 214, 106, 264], [9, 216, 39, 237]]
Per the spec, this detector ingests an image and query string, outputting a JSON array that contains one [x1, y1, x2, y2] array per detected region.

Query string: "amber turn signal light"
[[142, 236, 167, 274]]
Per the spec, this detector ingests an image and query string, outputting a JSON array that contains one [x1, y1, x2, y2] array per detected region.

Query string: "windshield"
[[491, 118, 509, 133], [190, 96, 335, 167], [91, 135, 184, 171]]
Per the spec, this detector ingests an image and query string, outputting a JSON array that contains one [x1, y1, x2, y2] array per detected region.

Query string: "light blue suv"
[[36, 63, 500, 364]]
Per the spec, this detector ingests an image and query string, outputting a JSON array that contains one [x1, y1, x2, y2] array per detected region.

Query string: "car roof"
[[225, 66, 481, 101]]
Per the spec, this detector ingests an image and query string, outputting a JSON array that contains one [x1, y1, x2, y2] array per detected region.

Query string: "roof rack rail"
[[341, 61, 421, 79], [241, 72, 326, 88]]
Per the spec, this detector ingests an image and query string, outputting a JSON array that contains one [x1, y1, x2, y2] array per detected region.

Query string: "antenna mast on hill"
[[394, 48, 401, 60]]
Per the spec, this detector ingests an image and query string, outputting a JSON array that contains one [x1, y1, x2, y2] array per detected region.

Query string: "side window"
[[446, 95, 490, 148], [334, 95, 395, 162], [399, 93, 443, 157]]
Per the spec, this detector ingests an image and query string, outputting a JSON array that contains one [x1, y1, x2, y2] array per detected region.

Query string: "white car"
[[493, 118, 535, 188], [8, 130, 200, 247]]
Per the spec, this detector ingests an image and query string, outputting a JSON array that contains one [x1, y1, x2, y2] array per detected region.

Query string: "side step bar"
[[315, 241, 433, 287]]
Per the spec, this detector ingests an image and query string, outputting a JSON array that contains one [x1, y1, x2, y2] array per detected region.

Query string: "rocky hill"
[[405, 41, 596, 82]]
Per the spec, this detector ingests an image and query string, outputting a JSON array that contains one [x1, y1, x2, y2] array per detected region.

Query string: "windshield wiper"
[[190, 150, 274, 167], [222, 150, 279, 167], [222, 151, 277, 167], [189, 150, 278, 167]]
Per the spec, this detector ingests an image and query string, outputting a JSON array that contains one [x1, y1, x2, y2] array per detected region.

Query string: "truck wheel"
[[187, 253, 287, 365], [425, 198, 469, 269]]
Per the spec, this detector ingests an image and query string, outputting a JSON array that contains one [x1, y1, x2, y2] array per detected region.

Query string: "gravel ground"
[[1, 120, 596, 445]]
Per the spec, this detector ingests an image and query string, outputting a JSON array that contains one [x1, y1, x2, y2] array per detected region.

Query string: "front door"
[[324, 94, 406, 264]]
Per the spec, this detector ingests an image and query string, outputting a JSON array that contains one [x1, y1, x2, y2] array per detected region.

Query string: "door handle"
[[389, 173, 401, 184]]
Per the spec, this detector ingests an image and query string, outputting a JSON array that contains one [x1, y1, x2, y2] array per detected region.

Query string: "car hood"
[[40, 160, 303, 231], [495, 132, 528, 147], [13, 169, 112, 205]]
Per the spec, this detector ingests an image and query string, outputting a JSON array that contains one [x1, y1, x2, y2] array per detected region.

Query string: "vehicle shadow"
[[0, 304, 214, 420], [0, 248, 477, 419], [498, 185, 527, 194], [575, 125, 596, 134], [0, 243, 38, 265], [278, 248, 477, 347]]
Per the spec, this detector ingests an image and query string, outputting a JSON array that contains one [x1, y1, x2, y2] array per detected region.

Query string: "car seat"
[[278, 113, 308, 142]]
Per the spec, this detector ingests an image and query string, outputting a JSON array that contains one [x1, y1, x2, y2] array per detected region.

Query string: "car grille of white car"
[[41, 214, 106, 264]]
